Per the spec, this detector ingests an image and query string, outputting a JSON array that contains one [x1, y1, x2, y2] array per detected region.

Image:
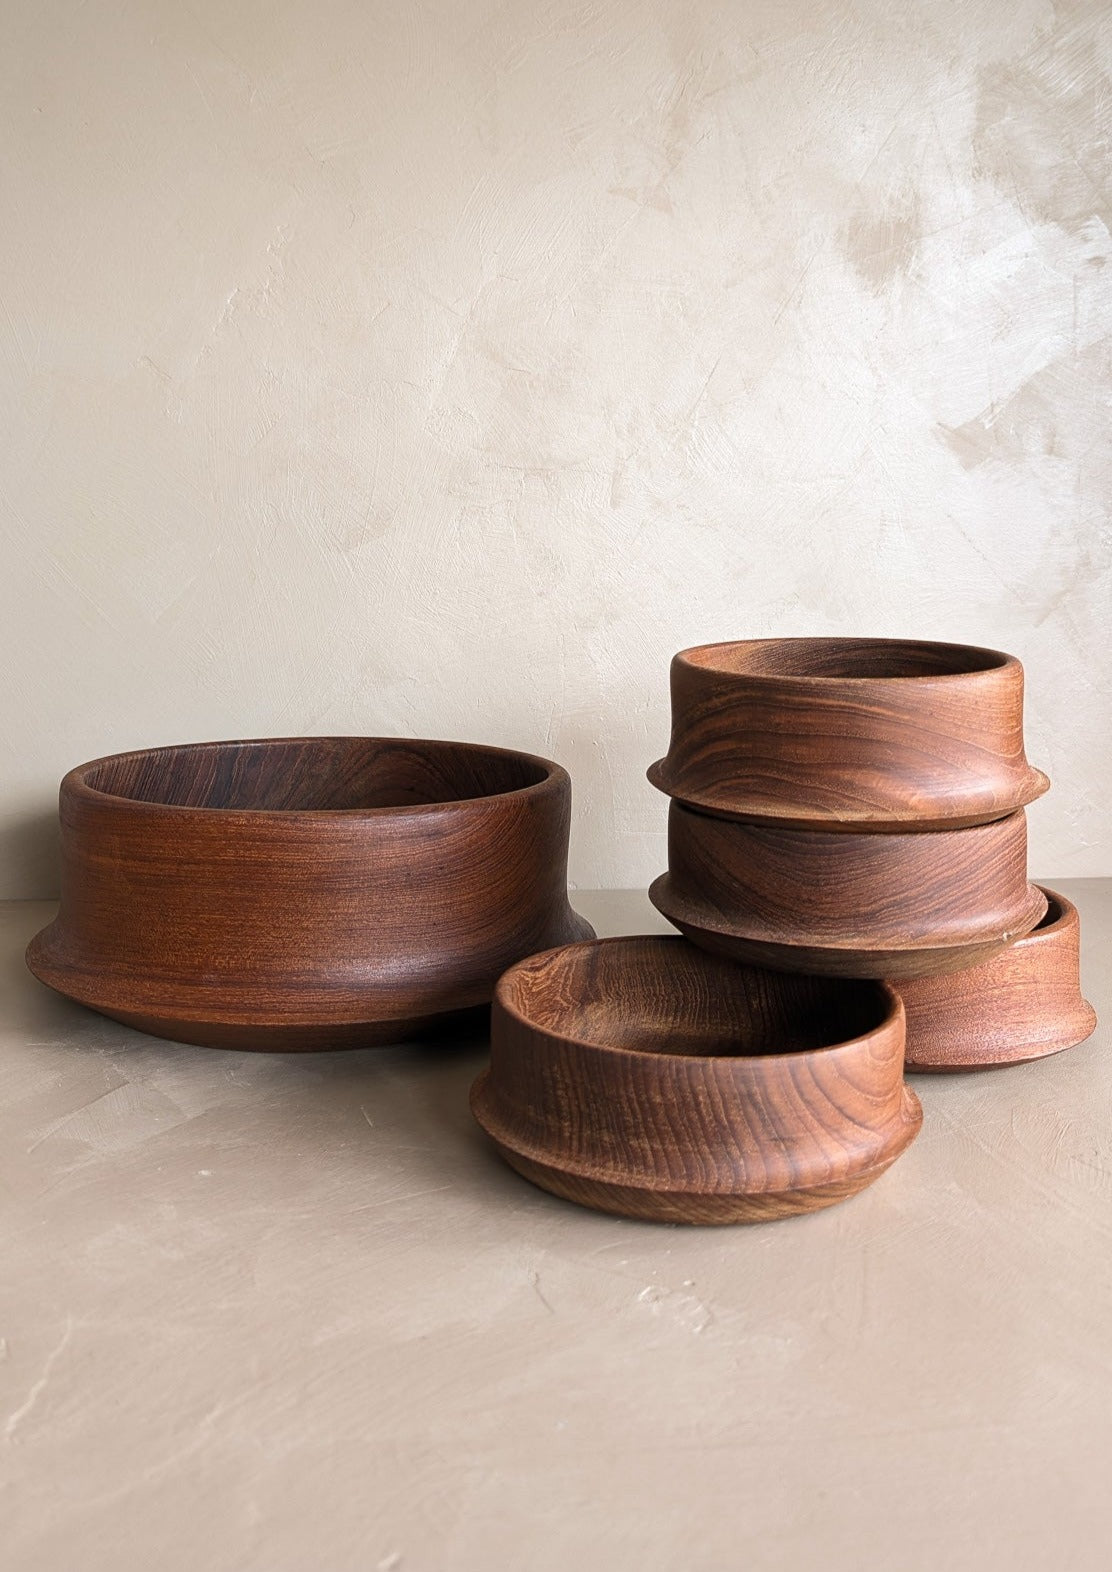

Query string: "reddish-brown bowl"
[[899, 887, 1097, 1071], [26, 737, 593, 1050], [650, 801, 1046, 979], [471, 936, 921, 1224], [648, 637, 1048, 831]]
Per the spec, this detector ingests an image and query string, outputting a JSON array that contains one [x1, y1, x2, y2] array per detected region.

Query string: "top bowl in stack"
[[648, 637, 1049, 831], [648, 638, 1049, 978]]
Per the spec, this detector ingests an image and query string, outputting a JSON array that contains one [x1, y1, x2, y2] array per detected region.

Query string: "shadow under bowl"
[[650, 801, 1046, 980], [26, 736, 593, 1051], [898, 887, 1097, 1071], [471, 936, 921, 1224], [648, 637, 1048, 831]]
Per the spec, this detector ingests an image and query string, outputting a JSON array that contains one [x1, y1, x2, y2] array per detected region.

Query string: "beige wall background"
[[2, 0, 1110, 895]]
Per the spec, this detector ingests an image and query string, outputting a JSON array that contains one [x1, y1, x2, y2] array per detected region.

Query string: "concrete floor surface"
[[3, 885, 1109, 1571]]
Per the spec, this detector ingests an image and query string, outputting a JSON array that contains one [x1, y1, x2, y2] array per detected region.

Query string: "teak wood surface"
[[651, 801, 1046, 979], [26, 737, 593, 1050], [648, 637, 1048, 831], [472, 935, 921, 1224], [898, 887, 1097, 1071]]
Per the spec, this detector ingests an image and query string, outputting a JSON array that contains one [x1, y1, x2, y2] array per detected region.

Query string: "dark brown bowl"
[[899, 887, 1097, 1071], [471, 936, 921, 1224], [26, 737, 593, 1050], [648, 637, 1048, 831], [650, 802, 1046, 979]]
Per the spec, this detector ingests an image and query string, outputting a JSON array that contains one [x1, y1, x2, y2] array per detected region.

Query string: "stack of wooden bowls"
[[472, 635, 1095, 1227], [647, 637, 1093, 1068]]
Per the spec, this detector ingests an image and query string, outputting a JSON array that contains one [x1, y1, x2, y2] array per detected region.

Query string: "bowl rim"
[[492, 932, 904, 1066], [672, 636, 1019, 683], [1019, 885, 1076, 942], [62, 735, 569, 820]]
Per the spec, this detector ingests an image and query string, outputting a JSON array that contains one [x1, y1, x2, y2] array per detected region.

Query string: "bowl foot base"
[[665, 917, 1024, 981], [479, 1090, 922, 1225], [906, 1005, 1097, 1072], [67, 1001, 493, 1053]]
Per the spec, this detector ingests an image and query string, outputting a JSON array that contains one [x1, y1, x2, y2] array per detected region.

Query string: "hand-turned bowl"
[[898, 887, 1097, 1071], [650, 802, 1046, 979], [471, 936, 921, 1224], [26, 737, 594, 1050], [648, 637, 1048, 831]]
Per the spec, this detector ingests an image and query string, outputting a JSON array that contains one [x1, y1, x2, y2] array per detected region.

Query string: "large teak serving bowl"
[[898, 887, 1097, 1071], [648, 637, 1048, 831], [471, 936, 921, 1224], [26, 737, 594, 1050], [650, 802, 1046, 979]]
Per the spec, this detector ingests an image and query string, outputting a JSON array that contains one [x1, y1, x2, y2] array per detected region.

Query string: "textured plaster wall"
[[2, 0, 1110, 895]]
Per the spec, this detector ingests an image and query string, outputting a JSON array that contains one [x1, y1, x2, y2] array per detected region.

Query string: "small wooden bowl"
[[471, 936, 921, 1224], [899, 888, 1097, 1071], [26, 737, 593, 1051], [648, 637, 1048, 830], [650, 802, 1046, 979]]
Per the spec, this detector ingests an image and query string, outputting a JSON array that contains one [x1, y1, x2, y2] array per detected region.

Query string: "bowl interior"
[[79, 738, 549, 812], [501, 938, 893, 1058], [685, 638, 1008, 681]]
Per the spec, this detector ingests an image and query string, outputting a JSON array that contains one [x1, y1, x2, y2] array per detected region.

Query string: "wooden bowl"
[[471, 937, 921, 1223], [650, 802, 1046, 979], [899, 887, 1097, 1071], [648, 637, 1048, 830], [26, 737, 594, 1050]]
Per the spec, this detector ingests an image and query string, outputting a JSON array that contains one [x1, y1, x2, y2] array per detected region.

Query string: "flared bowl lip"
[[492, 933, 903, 1068], [648, 873, 1049, 956], [645, 758, 1051, 821], [470, 1062, 923, 1209], [672, 636, 1019, 684], [61, 735, 569, 821]]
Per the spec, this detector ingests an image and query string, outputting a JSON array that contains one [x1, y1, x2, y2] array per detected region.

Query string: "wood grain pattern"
[[650, 801, 1046, 978], [471, 936, 921, 1224], [26, 737, 593, 1050], [648, 637, 1048, 830], [899, 887, 1097, 1071]]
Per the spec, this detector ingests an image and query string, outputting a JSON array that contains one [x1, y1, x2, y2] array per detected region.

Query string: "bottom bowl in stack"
[[471, 936, 922, 1224], [899, 887, 1096, 1071]]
